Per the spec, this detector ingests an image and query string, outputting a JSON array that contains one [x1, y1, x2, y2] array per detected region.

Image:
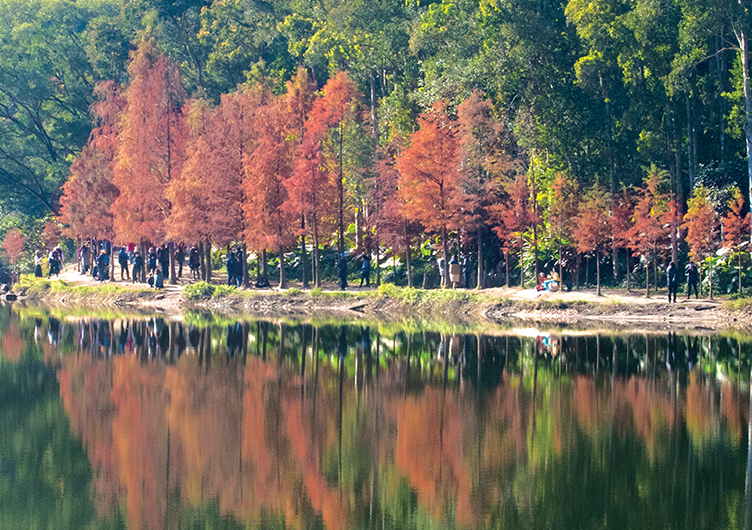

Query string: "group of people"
[[438, 255, 472, 289], [666, 260, 700, 302], [336, 253, 371, 290]]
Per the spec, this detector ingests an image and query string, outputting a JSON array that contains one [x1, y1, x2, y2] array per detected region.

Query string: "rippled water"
[[0, 304, 750, 529]]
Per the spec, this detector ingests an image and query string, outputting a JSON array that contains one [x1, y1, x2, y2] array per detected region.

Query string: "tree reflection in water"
[[0, 304, 750, 529]]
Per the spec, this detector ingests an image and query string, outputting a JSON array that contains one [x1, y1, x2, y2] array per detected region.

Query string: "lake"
[[0, 304, 750, 529]]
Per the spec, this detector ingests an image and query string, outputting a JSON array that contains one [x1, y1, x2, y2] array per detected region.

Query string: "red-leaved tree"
[[2, 228, 25, 284], [722, 187, 751, 295], [490, 174, 535, 288], [306, 71, 360, 254], [396, 103, 462, 288], [59, 81, 125, 243], [611, 187, 635, 292], [545, 173, 579, 288], [457, 90, 514, 289], [112, 38, 186, 282], [573, 185, 611, 296], [284, 67, 317, 288], [244, 95, 297, 288], [683, 185, 719, 299], [629, 165, 669, 297]]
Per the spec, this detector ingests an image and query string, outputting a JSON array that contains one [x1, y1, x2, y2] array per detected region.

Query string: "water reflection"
[[0, 304, 751, 529]]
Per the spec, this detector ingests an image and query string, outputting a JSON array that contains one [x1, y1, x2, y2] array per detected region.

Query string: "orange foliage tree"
[[372, 131, 421, 287], [112, 38, 186, 282], [629, 165, 669, 296], [490, 174, 535, 288], [396, 103, 462, 288], [59, 81, 125, 243], [283, 68, 318, 288], [165, 99, 218, 280], [722, 187, 751, 295], [573, 185, 611, 296], [306, 71, 361, 254], [612, 187, 635, 292], [683, 185, 719, 299], [1, 228, 25, 282], [213, 85, 271, 284], [545, 173, 579, 287], [243, 95, 297, 288], [457, 90, 514, 289]]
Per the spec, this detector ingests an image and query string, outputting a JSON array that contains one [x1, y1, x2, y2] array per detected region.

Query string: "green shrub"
[[285, 287, 302, 296], [212, 285, 237, 298], [184, 281, 215, 299], [310, 287, 324, 297]]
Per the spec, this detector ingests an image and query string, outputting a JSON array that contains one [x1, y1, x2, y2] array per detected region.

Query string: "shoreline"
[[7, 270, 751, 331]]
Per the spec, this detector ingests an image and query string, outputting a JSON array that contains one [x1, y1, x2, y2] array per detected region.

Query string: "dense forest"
[[1, 0, 751, 293]]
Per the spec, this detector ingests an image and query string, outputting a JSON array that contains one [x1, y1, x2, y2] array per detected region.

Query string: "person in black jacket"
[[338, 253, 348, 290], [686, 260, 699, 299], [132, 251, 144, 283], [666, 261, 678, 303]]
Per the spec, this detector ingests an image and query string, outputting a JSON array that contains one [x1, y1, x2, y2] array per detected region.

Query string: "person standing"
[[147, 248, 157, 274], [686, 260, 699, 299], [158, 245, 169, 281], [666, 261, 678, 303], [189, 247, 200, 280], [338, 253, 348, 290], [226, 252, 239, 287], [132, 251, 144, 283], [462, 255, 471, 289], [359, 254, 371, 287], [449, 255, 460, 289], [175, 245, 185, 278], [118, 247, 130, 280], [80, 243, 90, 274], [34, 251, 43, 277], [96, 250, 109, 282]]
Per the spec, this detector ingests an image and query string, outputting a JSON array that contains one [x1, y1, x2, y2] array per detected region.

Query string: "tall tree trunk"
[[279, 244, 286, 289], [442, 227, 450, 288], [709, 260, 713, 300], [405, 219, 413, 288], [645, 260, 650, 298], [477, 225, 484, 289], [626, 249, 631, 293], [576, 253, 580, 290], [301, 214, 309, 289], [337, 122, 345, 254], [519, 247, 524, 289], [740, 251, 743, 296], [241, 243, 249, 287], [204, 239, 212, 283], [169, 241, 177, 285], [596, 250, 601, 296], [735, 24, 752, 243], [262, 249, 268, 279], [199, 241, 206, 281], [313, 212, 321, 288], [687, 93, 695, 191], [504, 249, 509, 288]]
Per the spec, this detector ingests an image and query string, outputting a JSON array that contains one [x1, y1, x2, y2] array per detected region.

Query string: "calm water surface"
[[0, 304, 750, 530]]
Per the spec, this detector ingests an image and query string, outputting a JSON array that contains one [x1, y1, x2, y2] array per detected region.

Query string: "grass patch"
[[285, 287, 303, 296], [212, 285, 238, 298], [375, 283, 486, 305], [725, 297, 752, 310], [310, 287, 324, 297], [184, 281, 215, 299]]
